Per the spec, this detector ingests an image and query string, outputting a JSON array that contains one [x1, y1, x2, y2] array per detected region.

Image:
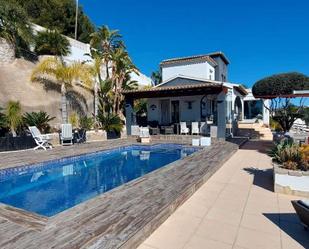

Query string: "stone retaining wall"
[[0, 38, 15, 64], [274, 163, 309, 198]]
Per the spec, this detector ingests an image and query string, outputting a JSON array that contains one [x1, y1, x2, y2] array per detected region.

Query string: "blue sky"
[[80, 0, 309, 87]]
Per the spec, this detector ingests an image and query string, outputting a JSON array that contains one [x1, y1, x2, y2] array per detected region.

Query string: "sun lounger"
[[28, 126, 53, 150], [140, 127, 150, 143], [291, 200, 309, 230], [60, 124, 73, 145]]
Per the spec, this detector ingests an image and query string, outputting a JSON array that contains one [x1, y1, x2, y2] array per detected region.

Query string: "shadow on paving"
[[264, 213, 309, 248], [240, 140, 274, 154], [243, 167, 274, 192]]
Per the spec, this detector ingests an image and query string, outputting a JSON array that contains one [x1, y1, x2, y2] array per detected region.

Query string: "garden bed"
[[273, 162, 309, 198], [0, 135, 36, 152]]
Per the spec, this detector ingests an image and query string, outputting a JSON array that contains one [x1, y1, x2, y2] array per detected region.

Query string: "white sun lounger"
[[60, 123, 73, 145], [29, 126, 53, 150], [140, 127, 150, 143]]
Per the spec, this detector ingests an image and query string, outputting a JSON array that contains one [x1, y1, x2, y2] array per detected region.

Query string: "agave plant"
[[23, 111, 55, 133], [269, 139, 302, 170], [97, 112, 123, 133], [5, 101, 23, 137]]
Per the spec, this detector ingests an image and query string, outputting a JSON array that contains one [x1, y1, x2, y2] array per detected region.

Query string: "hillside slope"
[[0, 59, 93, 126]]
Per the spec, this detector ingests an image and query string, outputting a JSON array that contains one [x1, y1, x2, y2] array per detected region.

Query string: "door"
[[171, 100, 180, 123], [160, 100, 170, 125]]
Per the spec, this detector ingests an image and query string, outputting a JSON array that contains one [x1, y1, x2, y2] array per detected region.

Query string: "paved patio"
[[138, 140, 309, 249]]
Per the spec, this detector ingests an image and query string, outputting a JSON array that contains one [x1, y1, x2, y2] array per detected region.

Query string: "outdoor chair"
[[28, 126, 53, 150], [60, 124, 73, 146], [200, 122, 208, 135], [139, 127, 151, 143], [74, 129, 86, 144], [191, 122, 199, 135], [161, 125, 174, 135], [148, 121, 160, 135], [291, 200, 309, 230], [180, 122, 189, 135]]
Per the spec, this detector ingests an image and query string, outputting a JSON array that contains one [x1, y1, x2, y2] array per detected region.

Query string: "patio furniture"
[[161, 125, 174, 135], [192, 122, 199, 135], [131, 125, 140, 136], [200, 137, 211, 146], [200, 122, 208, 135], [140, 127, 150, 143], [74, 129, 86, 144], [28, 126, 53, 150], [192, 138, 200, 146], [291, 200, 309, 230], [180, 122, 189, 135], [148, 121, 160, 135], [60, 124, 73, 146]]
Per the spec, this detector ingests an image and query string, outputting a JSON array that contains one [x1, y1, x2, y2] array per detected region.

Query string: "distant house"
[[123, 52, 270, 138]]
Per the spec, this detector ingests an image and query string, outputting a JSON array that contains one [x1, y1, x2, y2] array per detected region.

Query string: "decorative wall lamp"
[[150, 104, 157, 111]]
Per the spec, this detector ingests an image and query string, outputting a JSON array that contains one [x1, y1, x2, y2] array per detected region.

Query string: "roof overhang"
[[122, 83, 225, 99], [234, 85, 248, 96]]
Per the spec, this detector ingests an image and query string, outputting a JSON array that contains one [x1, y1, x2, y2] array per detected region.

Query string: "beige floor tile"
[[137, 244, 158, 249], [235, 227, 281, 249], [176, 198, 211, 218], [195, 219, 238, 245], [184, 235, 232, 249], [144, 212, 201, 249], [244, 198, 279, 215], [240, 213, 280, 235], [281, 232, 309, 249], [205, 207, 243, 226], [213, 197, 247, 213]]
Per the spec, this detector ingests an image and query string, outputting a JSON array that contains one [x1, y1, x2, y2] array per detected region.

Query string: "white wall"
[[162, 61, 215, 82]]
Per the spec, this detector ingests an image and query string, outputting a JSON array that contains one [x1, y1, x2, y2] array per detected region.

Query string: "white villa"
[[123, 52, 270, 138]]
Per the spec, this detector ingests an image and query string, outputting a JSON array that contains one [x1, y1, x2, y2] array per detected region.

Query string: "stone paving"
[[138, 140, 309, 249]]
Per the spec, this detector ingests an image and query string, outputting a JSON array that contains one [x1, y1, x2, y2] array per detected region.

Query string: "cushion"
[[299, 199, 309, 209]]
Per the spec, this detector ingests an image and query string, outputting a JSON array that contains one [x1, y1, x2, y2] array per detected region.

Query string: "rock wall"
[[0, 38, 15, 64]]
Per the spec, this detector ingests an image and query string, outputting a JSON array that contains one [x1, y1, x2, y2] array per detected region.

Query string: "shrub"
[[269, 140, 308, 171], [97, 112, 123, 133], [23, 111, 55, 133], [34, 30, 70, 56], [69, 112, 79, 128], [252, 72, 309, 98], [79, 116, 93, 130], [5, 101, 23, 137]]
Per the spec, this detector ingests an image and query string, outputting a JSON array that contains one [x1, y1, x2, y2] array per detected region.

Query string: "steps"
[[237, 123, 273, 141]]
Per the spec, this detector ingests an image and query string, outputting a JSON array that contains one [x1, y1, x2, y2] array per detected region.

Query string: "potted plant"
[[270, 139, 309, 197], [97, 112, 123, 139]]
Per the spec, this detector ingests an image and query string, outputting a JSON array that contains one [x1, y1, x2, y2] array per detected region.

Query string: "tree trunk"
[[94, 80, 99, 118], [61, 84, 68, 123]]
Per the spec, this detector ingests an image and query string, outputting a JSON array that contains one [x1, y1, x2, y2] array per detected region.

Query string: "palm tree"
[[151, 70, 162, 86], [90, 25, 122, 79], [110, 47, 138, 116], [6, 101, 23, 137], [85, 48, 104, 121], [23, 111, 55, 133], [31, 57, 93, 123], [0, 0, 33, 57], [34, 30, 71, 56]]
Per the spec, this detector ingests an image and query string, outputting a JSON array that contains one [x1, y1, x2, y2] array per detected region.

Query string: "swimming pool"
[[0, 144, 197, 217]]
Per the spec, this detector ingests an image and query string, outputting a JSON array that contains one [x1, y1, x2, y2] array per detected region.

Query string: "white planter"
[[273, 163, 309, 198]]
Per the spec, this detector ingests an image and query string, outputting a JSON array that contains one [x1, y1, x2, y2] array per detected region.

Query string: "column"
[[125, 98, 134, 135], [217, 91, 227, 139]]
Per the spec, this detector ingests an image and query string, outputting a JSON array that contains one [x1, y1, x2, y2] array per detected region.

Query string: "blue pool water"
[[0, 144, 197, 217]]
